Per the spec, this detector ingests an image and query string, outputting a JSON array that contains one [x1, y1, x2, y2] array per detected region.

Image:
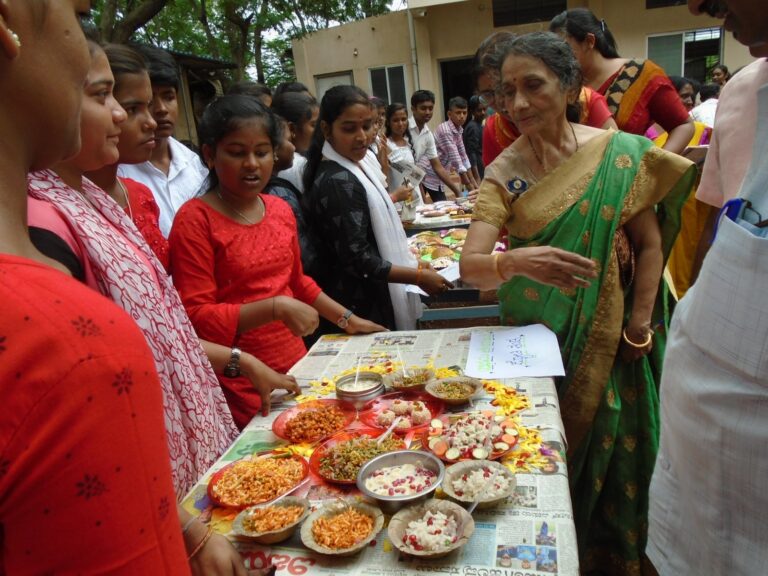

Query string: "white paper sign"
[[464, 324, 565, 379], [438, 263, 461, 283]]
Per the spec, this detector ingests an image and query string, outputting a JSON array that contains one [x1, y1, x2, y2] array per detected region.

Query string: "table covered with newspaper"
[[182, 327, 579, 576]]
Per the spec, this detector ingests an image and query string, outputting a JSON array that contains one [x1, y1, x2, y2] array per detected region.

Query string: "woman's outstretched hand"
[[505, 247, 597, 289], [345, 315, 388, 334], [418, 268, 455, 296], [240, 353, 300, 416]]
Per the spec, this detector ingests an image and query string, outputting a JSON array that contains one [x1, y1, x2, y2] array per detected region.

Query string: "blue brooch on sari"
[[507, 177, 528, 197]]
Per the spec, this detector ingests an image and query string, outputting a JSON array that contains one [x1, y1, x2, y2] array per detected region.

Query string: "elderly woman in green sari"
[[460, 32, 696, 576]]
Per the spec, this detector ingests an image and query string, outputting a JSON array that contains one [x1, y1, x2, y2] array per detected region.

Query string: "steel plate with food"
[[207, 452, 309, 509], [359, 391, 444, 433], [308, 429, 406, 484], [272, 399, 356, 444], [421, 412, 519, 462]]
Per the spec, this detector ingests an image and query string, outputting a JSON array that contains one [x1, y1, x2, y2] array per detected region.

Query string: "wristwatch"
[[336, 309, 353, 329], [223, 347, 242, 378]]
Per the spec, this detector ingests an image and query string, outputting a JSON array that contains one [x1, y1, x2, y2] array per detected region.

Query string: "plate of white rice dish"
[[364, 462, 438, 497], [388, 499, 473, 558], [442, 460, 516, 509]]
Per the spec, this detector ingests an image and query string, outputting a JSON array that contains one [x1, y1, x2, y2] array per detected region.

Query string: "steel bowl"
[[356, 450, 444, 514], [335, 372, 385, 408]]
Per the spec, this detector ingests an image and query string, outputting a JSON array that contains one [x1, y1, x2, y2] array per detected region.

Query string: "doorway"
[[439, 57, 474, 122]]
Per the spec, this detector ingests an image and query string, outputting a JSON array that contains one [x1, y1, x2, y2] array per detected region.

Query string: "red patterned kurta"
[[0, 256, 189, 574], [169, 195, 322, 429], [27, 170, 238, 495], [121, 177, 169, 271]]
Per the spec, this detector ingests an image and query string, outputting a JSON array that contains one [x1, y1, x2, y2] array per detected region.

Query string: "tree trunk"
[[253, 29, 264, 83], [110, 0, 170, 43]]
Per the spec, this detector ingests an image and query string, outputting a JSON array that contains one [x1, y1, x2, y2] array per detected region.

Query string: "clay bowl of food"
[[357, 450, 445, 514], [388, 499, 474, 559], [425, 377, 482, 407], [442, 460, 516, 510], [231, 496, 310, 544], [300, 499, 383, 556], [383, 367, 436, 393]]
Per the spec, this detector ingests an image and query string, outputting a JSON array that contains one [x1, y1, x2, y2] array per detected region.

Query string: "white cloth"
[[408, 117, 438, 162], [321, 141, 422, 330], [647, 84, 768, 576], [690, 98, 718, 127], [118, 137, 209, 237], [362, 148, 388, 189], [277, 154, 307, 194], [697, 58, 768, 208]]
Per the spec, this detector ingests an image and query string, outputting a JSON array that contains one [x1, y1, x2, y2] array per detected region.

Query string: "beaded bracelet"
[[188, 525, 215, 560]]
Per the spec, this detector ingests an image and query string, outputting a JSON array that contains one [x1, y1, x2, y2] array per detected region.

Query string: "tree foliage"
[[92, 0, 390, 86]]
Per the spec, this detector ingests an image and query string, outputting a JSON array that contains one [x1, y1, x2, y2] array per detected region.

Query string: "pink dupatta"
[[28, 169, 238, 495]]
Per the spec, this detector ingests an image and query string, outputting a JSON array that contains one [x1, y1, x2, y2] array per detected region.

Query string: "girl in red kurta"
[[169, 95, 385, 428]]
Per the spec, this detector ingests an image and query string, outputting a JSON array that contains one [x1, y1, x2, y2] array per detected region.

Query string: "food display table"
[[182, 328, 579, 575]]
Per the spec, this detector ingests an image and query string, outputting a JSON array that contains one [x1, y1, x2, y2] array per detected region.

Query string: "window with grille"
[[647, 27, 722, 82]]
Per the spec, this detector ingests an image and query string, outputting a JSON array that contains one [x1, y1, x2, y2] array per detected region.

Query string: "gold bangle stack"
[[622, 327, 653, 348]]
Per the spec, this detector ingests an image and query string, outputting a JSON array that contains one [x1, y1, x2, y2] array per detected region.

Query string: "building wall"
[[293, 11, 413, 98], [293, 0, 755, 127]]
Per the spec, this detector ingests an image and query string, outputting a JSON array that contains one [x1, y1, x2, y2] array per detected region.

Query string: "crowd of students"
[[1, 0, 766, 574]]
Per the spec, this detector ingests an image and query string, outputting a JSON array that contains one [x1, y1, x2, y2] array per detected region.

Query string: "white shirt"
[[118, 137, 209, 237], [408, 117, 438, 163], [646, 81, 768, 576], [277, 154, 307, 194], [689, 98, 718, 127]]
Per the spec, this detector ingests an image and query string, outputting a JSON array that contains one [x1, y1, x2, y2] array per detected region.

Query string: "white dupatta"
[[322, 141, 422, 330]]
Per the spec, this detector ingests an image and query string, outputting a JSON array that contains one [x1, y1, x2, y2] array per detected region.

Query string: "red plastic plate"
[[272, 399, 357, 444], [207, 451, 309, 509], [308, 428, 406, 485], [359, 391, 444, 434]]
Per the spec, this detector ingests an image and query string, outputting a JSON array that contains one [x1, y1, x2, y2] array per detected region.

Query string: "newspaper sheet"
[[183, 328, 578, 576]]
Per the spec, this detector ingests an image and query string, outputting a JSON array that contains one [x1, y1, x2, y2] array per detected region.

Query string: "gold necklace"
[[215, 190, 262, 225], [116, 178, 133, 221], [528, 122, 579, 170]]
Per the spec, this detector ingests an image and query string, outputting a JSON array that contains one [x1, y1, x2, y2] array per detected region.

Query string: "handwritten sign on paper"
[[464, 324, 565, 379]]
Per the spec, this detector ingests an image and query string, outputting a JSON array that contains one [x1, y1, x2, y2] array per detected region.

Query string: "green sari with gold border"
[[474, 130, 696, 575]]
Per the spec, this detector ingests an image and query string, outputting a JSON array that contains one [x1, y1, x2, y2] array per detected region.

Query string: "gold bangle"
[[493, 252, 506, 281], [622, 327, 652, 348], [416, 267, 422, 286], [188, 525, 215, 560]]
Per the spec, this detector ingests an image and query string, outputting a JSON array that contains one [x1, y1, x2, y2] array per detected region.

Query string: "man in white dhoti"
[[647, 1, 768, 574]]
